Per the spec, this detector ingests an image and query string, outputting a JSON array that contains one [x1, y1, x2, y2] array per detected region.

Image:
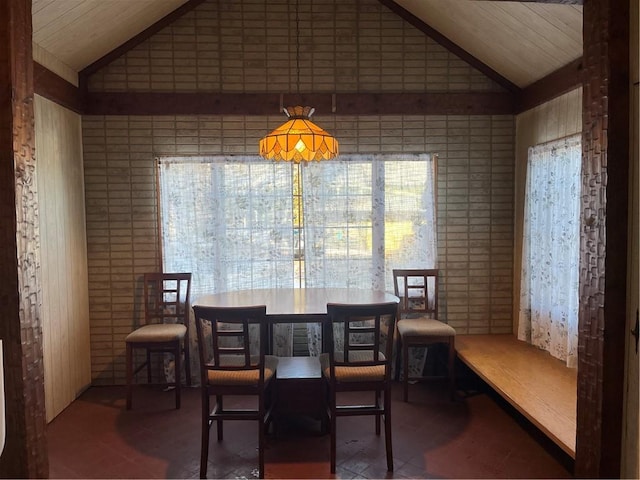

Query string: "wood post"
[[577, 0, 630, 476], [0, 0, 48, 477]]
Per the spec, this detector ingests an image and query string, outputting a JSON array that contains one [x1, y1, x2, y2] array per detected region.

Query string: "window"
[[158, 153, 437, 355], [518, 135, 581, 367]]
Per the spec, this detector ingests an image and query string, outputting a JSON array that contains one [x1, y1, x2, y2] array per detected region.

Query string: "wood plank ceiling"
[[31, 0, 583, 90], [32, 0, 186, 80], [395, 0, 582, 88]]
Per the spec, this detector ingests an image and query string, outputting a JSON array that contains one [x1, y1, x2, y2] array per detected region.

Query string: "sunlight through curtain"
[[518, 135, 581, 368], [158, 157, 296, 383], [158, 154, 438, 381], [302, 154, 438, 378]]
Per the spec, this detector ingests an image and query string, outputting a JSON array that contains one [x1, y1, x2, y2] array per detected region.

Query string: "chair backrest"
[[393, 269, 438, 318], [143, 272, 192, 326], [192, 305, 268, 388], [326, 302, 398, 382]]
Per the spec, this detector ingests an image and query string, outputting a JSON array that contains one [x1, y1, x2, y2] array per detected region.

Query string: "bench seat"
[[456, 334, 577, 458]]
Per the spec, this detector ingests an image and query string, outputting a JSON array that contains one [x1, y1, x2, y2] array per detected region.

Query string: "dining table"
[[192, 287, 399, 353], [192, 287, 400, 433]]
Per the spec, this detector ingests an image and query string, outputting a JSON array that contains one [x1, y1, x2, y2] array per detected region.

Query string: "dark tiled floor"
[[48, 379, 573, 479]]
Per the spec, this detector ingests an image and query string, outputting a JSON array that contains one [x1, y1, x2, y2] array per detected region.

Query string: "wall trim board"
[[84, 91, 516, 116]]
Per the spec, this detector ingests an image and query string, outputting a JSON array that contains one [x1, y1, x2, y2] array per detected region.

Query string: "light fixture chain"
[[295, 0, 300, 96]]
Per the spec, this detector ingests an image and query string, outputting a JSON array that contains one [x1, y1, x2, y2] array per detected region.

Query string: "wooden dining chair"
[[321, 301, 398, 473], [192, 305, 278, 479], [393, 269, 456, 402], [125, 272, 192, 410]]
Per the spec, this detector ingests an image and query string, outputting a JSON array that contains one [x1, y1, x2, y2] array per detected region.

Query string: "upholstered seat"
[[397, 318, 456, 338], [206, 355, 278, 385], [125, 323, 187, 343], [320, 351, 386, 382]]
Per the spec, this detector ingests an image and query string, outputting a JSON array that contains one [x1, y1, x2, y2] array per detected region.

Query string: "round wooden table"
[[194, 287, 399, 353], [193, 287, 398, 322]]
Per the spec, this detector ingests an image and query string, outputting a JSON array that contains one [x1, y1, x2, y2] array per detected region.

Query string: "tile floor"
[[47, 377, 573, 479]]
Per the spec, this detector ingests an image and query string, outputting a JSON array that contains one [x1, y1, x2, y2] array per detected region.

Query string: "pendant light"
[[259, 0, 339, 163]]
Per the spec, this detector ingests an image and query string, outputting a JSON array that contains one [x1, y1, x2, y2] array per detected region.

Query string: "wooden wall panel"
[[513, 88, 583, 333], [35, 95, 91, 422]]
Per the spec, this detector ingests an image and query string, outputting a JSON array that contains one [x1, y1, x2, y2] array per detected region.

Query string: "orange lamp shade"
[[259, 106, 339, 163]]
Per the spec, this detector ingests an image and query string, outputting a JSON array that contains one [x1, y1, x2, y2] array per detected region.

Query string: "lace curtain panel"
[[302, 155, 438, 375], [158, 154, 437, 382], [158, 158, 296, 383], [518, 135, 581, 368]]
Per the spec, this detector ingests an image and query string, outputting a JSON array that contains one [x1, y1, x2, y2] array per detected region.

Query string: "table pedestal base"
[[274, 356, 327, 435]]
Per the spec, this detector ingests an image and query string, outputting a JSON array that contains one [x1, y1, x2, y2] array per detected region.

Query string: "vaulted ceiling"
[[31, 0, 583, 89]]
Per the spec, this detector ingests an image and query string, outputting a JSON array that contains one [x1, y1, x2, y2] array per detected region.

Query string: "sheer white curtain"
[[518, 135, 581, 368], [158, 156, 297, 382], [158, 154, 438, 379], [302, 154, 438, 367]]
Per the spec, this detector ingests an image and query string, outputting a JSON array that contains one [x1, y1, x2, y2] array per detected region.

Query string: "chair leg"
[[448, 337, 456, 401], [200, 392, 210, 479], [258, 409, 265, 479], [184, 336, 192, 387], [375, 390, 381, 435], [146, 350, 152, 383], [394, 335, 402, 382], [174, 343, 181, 409], [216, 395, 224, 441], [403, 341, 410, 402], [384, 386, 393, 472], [126, 343, 133, 410], [330, 394, 337, 474]]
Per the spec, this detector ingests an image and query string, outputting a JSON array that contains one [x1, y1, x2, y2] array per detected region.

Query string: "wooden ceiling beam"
[[475, 0, 583, 4], [84, 91, 516, 116], [32, 63, 519, 117], [33, 62, 84, 114], [517, 58, 583, 113], [377, 0, 521, 93]]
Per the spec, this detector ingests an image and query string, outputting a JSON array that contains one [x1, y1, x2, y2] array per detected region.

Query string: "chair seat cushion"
[[207, 355, 278, 386], [397, 318, 455, 337], [125, 323, 187, 343], [320, 351, 387, 382]]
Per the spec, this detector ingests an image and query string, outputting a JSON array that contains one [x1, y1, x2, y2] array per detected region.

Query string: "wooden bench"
[[455, 334, 577, 458]]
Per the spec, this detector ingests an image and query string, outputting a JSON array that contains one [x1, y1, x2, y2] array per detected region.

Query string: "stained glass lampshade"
[[259, 106, 339, 163]]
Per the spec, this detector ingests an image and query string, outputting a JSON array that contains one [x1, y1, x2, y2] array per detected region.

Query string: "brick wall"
[[83, 0, 515, 385]]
